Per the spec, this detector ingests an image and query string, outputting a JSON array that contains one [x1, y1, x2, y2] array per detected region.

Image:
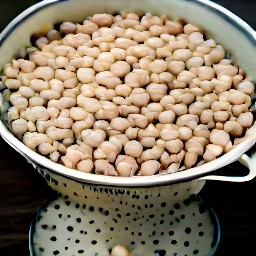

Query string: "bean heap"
[[3, 12, 254, 176]]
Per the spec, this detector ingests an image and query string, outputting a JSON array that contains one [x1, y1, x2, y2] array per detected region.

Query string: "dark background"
[[0, 0, 256, 255]]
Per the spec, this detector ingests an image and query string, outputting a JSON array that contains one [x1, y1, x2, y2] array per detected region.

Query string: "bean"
[[185, 137, 205, 156], [184, 152, 198, 168], [114, 38, 137, 49], [125, 127, 139, 140], [77, 68, 95, 83], [23, 132, 49, 150], [149, 25, 164, 37], [94, 101, 117, 120], [47, 107, 60, 118], [148, 59, 168, 74], [124, 140, 143, 157], [46, 127, 73, 141], [115, 155, 138, 176], [29, 96, 45, 107], [22, 106, 49, 122], [110, 117, 130, 132], [224, 121, 243, 137], [127, 114, 148, 129], [33, 67, 54, 81], [186, 56, 204, 69], [5, 64, 19, 78], [77, 95, 101, 113], [38, 142, 56, 155], [145, 37, 165, 49], [197, 66, 215, 80], [133, 31, 151, 43], [165, 20, 183, 35], [211, 101, 230, 112], [95, 87, 111, 100], [30, 79, 49, 92], [213, 76, 232, 94], [69, 107, 88, 121], [179, 127, 193, 140], [110, 61, 131, 77], [115, 84, 132, 97], [160, 95, 175, 109], [165, 139, 183, 154], [96, 71, 122, 89], [213, 111, 231, 123], [62, 33, 91, 48], [63, 88, 80, 99], [125, 71, 149, 88], [27, 121, 37, 132], [158, 110, 176, 124], [111, 244, 131, 256], [168, 61, 185, 75], [40, 89, 61, 100], [119, 105, 140, 117], [184, 24, 199, 35], [146, 83, 168, 102], [11, 118, 28, 137], [76, 159, 94, 173], [141, 103, 163, 121], [213, 63, 238, 77], [210, 129, 230, 147], [81, 129, 106, 147], [72, 118, 94, 138], [203, 144, 223, 162], [139, 160, 160, 176], [167, 163, 180, 173], [59, 97, 76, 109], [77, 21, 98, 34], [160, 124, 179, 141], [18, 60, 36, 73], [81, 84, 96, 98], [93, 120, 109, 131], [60, 22, 76, 34], [232, 104, 249, 117], [141, 15, 163, 28], [176, 114, 199, 129], [193, 124, 210, 139], [91, 14, 114, 27], [171, 103, 188, 116], [189, 102, 207, 116], [173, 49, 192, 62], [235, 81, 254, 95], [177, 70, 197, 83], [138, 124, 159, 138], [110, 48, 126, 60], [49, 79, 64, 94], [140, 137, 155, 148], [237, 112, 253, 128], [128, 45, 155, 58]]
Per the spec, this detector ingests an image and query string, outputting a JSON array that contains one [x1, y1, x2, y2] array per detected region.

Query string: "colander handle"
[[199, 152, 256, 182]]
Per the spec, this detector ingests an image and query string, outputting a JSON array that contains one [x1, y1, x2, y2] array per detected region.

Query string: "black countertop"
[[0, 1, 256, 255]]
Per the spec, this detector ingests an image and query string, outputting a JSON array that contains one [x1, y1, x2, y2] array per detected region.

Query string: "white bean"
[[139, 160, 160, 176], [115, 155, 138, 177], [110, 117, 130, 132], [210, 129, 230, 147], [77, 159, 94, 173], [81, 129, 106, 147], [124, 140, 143, 157], [165, 139, 183, 153]]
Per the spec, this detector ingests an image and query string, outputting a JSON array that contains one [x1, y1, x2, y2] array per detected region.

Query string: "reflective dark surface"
[[0, 1, 256, 255]]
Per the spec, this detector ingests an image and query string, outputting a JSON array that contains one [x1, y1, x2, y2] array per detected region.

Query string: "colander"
[[0, 0, 256, 255]]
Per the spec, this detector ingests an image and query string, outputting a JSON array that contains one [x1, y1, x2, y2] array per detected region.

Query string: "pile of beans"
[[2, 12, 254, 176]]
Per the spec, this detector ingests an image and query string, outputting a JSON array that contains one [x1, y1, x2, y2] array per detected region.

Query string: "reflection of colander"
[[0, 0, 256, 254]]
